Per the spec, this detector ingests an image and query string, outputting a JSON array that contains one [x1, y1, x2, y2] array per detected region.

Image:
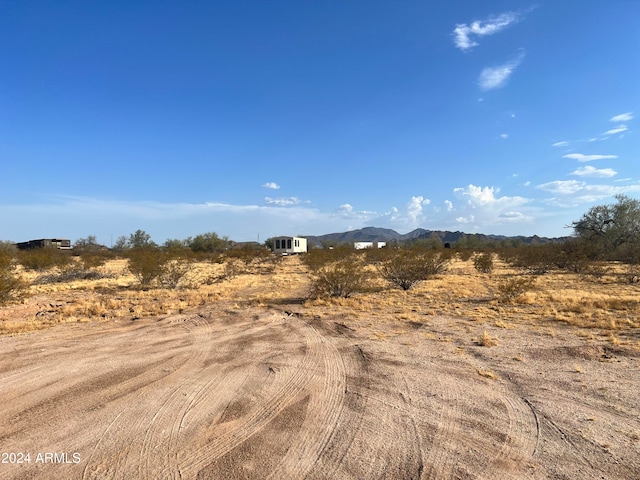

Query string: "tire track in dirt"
[[420, 365, 464, 479], [81, 313, 216, 479], [304, 343, 370, 479], [476, 393, 539, 479], [266, 319, 347, 479], [176, 315, 338, 478]]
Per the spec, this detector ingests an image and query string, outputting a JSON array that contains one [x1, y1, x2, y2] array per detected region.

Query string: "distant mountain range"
[[304, 227, 568, 247]]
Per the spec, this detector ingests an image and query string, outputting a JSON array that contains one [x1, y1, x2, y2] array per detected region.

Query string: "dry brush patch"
[[0, 254, 639, 346]]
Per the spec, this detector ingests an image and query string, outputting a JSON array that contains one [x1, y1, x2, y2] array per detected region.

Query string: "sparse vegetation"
[[18, 247, 71, 272], [0, 243, 28, 305], [473, 253, 494, 274], [378, 249, 449, 291], [497, 276, 536, 304], [311, 256, 371, 298]]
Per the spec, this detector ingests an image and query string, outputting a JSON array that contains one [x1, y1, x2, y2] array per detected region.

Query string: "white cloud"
[[602, 124, 628, 136], [500, 133, 509, 139], [456, 215, 474, 224], [265, 196, 301, 206], [335, 203, 376, 220], [448, 184, 532, 228], [453, 12, 521, 51], [537, 180, 584, 195], [537, 180, 640, 204], [407, 196, 431, 226], [610, 112, 633, 122], [563, 153, 618, 162], [552, 141, 569, 147], [478, 52, 524, 91], [453, 184, 528, 208], [444, 200, 453, 211], [570, 166, 617, 178], [262, 182, 280, 189]]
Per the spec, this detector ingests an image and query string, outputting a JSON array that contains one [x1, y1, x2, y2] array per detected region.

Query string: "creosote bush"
[[378, 250, 450, 291], [311, 256, 371, 298], [497, 276, 536, 304], [473, 253, 494, 274], [19, 247, 71, 272], [0, 246, 28, 305]]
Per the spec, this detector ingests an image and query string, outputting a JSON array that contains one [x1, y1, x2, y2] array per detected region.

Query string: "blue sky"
[[1, 1, 638, 245]]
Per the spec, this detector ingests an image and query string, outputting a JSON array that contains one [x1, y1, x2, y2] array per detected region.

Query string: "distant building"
[[16, 238, 72, 250], [273, 236, 307, 255], [354, 241, 386, 250]]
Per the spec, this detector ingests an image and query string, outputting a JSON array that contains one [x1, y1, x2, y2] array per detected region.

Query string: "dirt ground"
[[1, 286, 639, 480]]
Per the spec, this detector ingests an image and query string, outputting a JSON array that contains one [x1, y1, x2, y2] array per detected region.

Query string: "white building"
[[273, 236, 307, 255], [354, 241, 386, 250]]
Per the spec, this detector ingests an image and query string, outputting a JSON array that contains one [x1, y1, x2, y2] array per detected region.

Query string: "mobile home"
[[273, 236, 307, 255]]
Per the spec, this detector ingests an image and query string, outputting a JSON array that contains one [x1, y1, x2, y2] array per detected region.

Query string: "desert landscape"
[[1, 247, 639, 479]]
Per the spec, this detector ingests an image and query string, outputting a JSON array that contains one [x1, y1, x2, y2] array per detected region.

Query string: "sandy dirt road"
[[1, 301, 639, 479]]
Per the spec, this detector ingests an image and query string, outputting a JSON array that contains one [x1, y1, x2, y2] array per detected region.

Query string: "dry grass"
[[1, 254, 639, 344], [477, 368, 499, 380]]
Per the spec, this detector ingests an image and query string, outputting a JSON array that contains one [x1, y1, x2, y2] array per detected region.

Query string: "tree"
[[572, 195, 640, 258], [74, 235, 100, 251], [128, 230, 156, 249], [187, 232, 229, 253]]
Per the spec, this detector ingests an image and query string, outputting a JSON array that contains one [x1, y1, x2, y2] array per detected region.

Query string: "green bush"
[[311, 257, 371, 298], [473, 253, 494, 274], [0, 246, 28, 305], [18, 248, 71, 272], [126, 247, 168, 288], [378, 250, 449, 291], [302, 245, 354, 272]]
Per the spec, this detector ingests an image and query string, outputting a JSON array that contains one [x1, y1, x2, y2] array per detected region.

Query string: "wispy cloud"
[[552, 141, 569, 147], [478, 52, 525, 91], [453, 11, 521, 51], [265, 196, 301, 206], [537, 180, 640, 204], [334, 204, 376, 220], [570, 166, 617, 178], [602, 124, 628, 136], [610, 112, 633, 122], [262, 182, 280, 189], [563, 153, 618, 162]]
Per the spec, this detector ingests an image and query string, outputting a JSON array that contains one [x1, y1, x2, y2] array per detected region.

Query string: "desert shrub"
[[500, 246, 555, 275], [580, 262, 611, 281], [624, 264, 640, 284], [473, 253, 494, 274], [33, 264, 107, 284], [497, 276, 536, 303], [477, 331, 498, 347], [18, 247, 71, 272], [302, 245, 354, 272], [0, 247, 28, 305], [311, 257, 371, 298], [159, 258, 194, 289], [126, 247, 168, 288], [456, 249, 474, 262], [378, 250, 449, 291], [226, 245, 270, 264]]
